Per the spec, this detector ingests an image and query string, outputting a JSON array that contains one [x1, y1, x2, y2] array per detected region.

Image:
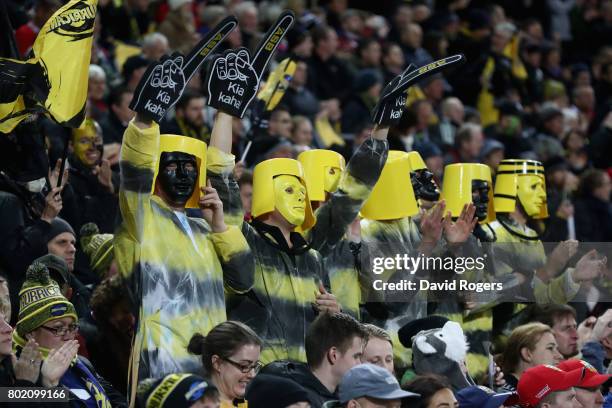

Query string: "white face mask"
[[25, 177, 46, 193]]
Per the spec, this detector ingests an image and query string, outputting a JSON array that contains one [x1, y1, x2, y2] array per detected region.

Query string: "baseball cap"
[[557, 359, 611, 388], [338, 364, 420, 403], [456, 386, 519, 408], [517, 365, 585, 407]]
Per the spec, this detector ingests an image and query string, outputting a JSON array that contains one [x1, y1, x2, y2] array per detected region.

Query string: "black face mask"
[[472, 179, 490, 221], [157, 151, 198, 206], [411, 169, 440, 201]]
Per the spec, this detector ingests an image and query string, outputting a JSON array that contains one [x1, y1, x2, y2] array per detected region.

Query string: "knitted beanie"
[[80, 223, 114, 278], [15, 262, 77, 338], [136, 374, 217, 408]]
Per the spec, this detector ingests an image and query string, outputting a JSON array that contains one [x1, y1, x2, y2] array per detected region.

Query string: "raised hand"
[[130, 16, 237, 123], [199, 180, 227, 233], [443, 203, 477, 245], [571, 249, 607, 282], [12, 339, 42, 383], [206, 11, 295, 118], [420, 200, 447, 245], [314, 281, 341, 314], [41, 340, 79, 387], [372, 54, 465, 127]]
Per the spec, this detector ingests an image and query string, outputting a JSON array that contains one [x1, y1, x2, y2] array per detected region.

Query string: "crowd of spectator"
[[1, 0, 612, 407]]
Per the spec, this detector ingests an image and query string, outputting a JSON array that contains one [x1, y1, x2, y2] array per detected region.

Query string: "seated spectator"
[[136, 373, 219, 408], [533, 105, 565, 163], [400, 23, 432, 68], [324, 364, 419, 408], [238, 170, 253, 218], [558, 359, 610, 407], [161, 90, 211, 143], [516, 365, 583, 408], [428, 97, 464, 153], [100, 86, 134, 145], [480, 138, 505, 176], [89, 276, 135, 395], [246, 374, 312, 408], [456, 385, 518, 408], [499, 323, 563, 393], [562, 130, 590, 175], [414, 141, 444, 185], [158, 0, 197, 55], [80, 223, 116, 281], [68, 120, 119, 234], [447, 123, 484, 164], [141, 32, 170, 61], [341, 69, 383, 134], [188, 321, 262, 405], [282, 60, 320, 120], [361, 324, 394, 374], [574, 169, 612, 242], [260, 312, 368, 407], [291, 115, 315, 150], [381, 42, 405, 84], [13, 263, 126, 406], [402, 374, 456, 408], [577, 309, 612, 374], [121, 55, 151, 92], [88, 65, 108, 121]]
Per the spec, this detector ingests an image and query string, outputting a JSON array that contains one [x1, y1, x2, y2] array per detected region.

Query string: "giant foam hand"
[[129, 16, 238, 123], [206, 11, 295, 118], [372, 54, 465, 127]]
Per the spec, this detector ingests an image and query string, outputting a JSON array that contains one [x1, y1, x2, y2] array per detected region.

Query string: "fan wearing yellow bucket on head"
[[481, 159, 603, 341], [113, 17, 255, 388]]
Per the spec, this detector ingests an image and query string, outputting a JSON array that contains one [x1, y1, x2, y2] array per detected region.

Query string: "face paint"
[[323, 166, 341, 193], [516, 175, 546, 217], [471, 179, 490, 221], [273, 175, 306, 226], [158, 152, 198, 206], [73, 131, 103, 167], [410, 169, 440, 201]]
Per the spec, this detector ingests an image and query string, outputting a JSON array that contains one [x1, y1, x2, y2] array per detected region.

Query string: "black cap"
[[46, 217, 75, 243], [398, 315, 449, 348]]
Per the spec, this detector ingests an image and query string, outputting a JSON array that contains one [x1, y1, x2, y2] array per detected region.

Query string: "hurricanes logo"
[[46, 0, 96, 41]]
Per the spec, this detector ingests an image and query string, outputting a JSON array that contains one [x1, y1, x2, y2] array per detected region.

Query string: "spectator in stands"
[[572, 85, 596, 133], [13, 263, 125, 406], [159, 0, 197, 55], [261, 313, 368, 406], [500, 323, 564, 393], [342, 69, 383, 134], [14, 0, 61, 57], [429, 96, 464, 153], [400, 23, 432, 68], [352, 38, 382, 73], [402, 374, 457, 408], [589, 111, 612, 170], [480, 138, 505, 176], [238, 170, 253, 218], [324, 364, 419, 407], [558, 359, 610, 407], [562, 130, 590, 175], [381, 42, 405, 84], [141, 32, 170, 61], [88, 65, 108, 121], [307, 24, 354, 102], [161, 90, 210, 143], [122, 55, 151, 92], [282, 60, 320, 119], [246, 374, 312, 408], [291, 116, 315, 150], [100, 86, 134, 145], [136, 373, 220, 408], [188, 321, 262, 405], [516, 364, 583, 408], [361, 324, 394, 374], [531, 305, 580, 360], [448, 123, 484, 164], [233, 1, 260, 52], [89, 277, 135, 395], [533, 105, 565, 163], [574, 169, 612, 242]]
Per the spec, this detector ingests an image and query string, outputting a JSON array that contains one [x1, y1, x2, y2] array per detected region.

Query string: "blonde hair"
[[500, 322, 553, 374], [363, 323, 392, 345]]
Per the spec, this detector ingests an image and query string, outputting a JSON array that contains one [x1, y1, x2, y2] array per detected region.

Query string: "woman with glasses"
[[188, 321, 263, 406], [12, 262, 126, 407]]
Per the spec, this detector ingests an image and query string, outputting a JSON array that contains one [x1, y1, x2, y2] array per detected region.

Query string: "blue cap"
[[456, 386, 516, 408], [338, 364, 420, 403]]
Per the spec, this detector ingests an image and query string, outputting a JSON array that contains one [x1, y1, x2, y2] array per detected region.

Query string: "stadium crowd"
[[1, 0, 612, 407]]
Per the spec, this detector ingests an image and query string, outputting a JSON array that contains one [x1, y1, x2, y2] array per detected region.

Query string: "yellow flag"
[[0, 0, 97, 133], [257, 58, 297, 112]]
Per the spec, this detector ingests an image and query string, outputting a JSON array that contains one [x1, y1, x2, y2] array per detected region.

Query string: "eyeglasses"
[[222, 357, 263, 374], [40, 324, 79, 337]]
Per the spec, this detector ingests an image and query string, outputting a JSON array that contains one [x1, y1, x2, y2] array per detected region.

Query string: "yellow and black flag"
[[0, 0, 97, 133]]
